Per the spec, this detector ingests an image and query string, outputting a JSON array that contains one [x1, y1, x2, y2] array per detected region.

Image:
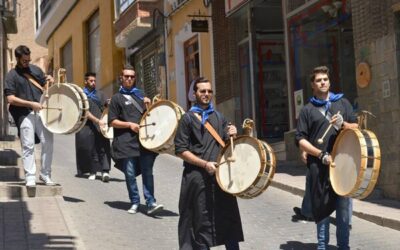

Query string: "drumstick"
[[42, 107, 62, 111], [317, 111, 340, 144], [139, 122, 156, 128], [227, 122, 235, 162]]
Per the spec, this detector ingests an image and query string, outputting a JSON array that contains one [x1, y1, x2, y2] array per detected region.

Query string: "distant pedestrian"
[[187, 68, 200, 104], [175, 77, 244, 249], [75, 72, 111, 181], [295, 66, 358, 249], [108, 65, 163, 215], [4, 45, 55, 186]]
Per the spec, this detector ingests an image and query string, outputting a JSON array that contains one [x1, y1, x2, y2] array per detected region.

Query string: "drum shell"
[[39, 83, 89, 134], [330, 128, 381, 199], [216, 135, 276, 199], [100, 107, 113, 139], [139, 100, 184, 154]]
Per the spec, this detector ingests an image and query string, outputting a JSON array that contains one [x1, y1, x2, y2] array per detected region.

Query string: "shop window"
[[116, 0, 135, 16], [61, 39, 73, 82], [86, 10, 101, 87]]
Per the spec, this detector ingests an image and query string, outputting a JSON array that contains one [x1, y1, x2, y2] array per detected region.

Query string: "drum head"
[[216, 136, 266, 195], [139, 100, 180, 150], [100, 108, 113, 139], [39, 84, 84, 134], [330, 129, 361, 196]]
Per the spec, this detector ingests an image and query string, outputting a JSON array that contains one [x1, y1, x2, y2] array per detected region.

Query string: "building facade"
[[35, 0, 123, 96]]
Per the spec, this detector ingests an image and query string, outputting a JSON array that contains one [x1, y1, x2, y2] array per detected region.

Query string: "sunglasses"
[[199, 89, 213, 94], [123, 75, 135, 79]]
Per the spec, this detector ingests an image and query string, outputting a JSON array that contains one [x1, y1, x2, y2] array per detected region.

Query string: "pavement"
[[0, 137, 399, 250]]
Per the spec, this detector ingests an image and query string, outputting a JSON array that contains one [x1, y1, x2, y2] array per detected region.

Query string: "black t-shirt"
[[4, 64, 46, 127], [174, 111, 227, 166], [108, 93, 144, 159], [86, 90, 107, 131], [295, 97, 357, 154]]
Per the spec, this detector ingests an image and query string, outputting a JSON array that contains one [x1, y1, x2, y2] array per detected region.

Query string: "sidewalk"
[[0, 138, 84, 250], [272, 160, 400, 231]]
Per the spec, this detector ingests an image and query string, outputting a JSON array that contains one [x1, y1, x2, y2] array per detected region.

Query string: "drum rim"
[[216, 135, 267, 196], [139, 99, 184, 151], [331, 128, 381, 199], [39, 83, 87, 134], [66, 84, 89, 134]]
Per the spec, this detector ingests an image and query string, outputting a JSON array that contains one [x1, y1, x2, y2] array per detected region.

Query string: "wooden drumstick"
[[317, 111, 340, 144], [139, 122, 156, 128], [227, 122, 235, 162], [42, 107, 62, 111]]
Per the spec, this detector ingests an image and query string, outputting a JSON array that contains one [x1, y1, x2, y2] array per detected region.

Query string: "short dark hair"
[[84, 72, 96, 80], [121, 64, 135, 75], [15, 45, 31, 59], [193, 77, 210, 92], [310, 66, 329, 83]]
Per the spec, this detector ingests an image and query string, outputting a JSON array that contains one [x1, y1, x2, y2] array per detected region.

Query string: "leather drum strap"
[[204, 121, 226, 148], [23, 73, 44, 92]]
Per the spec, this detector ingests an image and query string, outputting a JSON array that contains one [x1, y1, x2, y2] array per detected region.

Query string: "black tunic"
[[175, 111, 244, 249], [75, 90, 111, 174], [295, 97, 357, 222]]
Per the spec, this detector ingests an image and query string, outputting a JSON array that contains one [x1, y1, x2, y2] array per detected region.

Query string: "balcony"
[[0, 0, 17, 34], [35, 0, 78, 46], [114, 0, 162, 48]]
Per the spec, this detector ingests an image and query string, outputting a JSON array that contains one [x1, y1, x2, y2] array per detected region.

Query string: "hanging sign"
[[191, 20, 208, 33]]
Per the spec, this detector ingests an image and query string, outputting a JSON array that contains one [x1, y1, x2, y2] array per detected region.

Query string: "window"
[[61, 39, 73, 82], [86, 10, 101, 86], [116, 0, 135, 16]]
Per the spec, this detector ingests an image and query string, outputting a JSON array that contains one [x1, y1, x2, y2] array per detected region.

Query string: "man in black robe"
[[175, 78, 244, 250], [295, 66, 358, 250], [75, 72, 111, 181]]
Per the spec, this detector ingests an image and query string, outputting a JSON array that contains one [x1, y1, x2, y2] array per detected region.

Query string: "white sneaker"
[[147, 203, 164, 215], [128, 204, 139, 214], [88, 174, 96, 180], [39, 175, 56, 186], [102, 172, 110, 182], [26, 178, 36, 187]]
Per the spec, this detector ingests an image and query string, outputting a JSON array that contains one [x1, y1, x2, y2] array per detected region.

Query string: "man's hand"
[[226, 124, 237, 137], [143, 97, 151, 105], [98, 119, 106, 129], [45, 75, 54, 84], [204, 161, 217, 175], [128, 122, 140, 133], [300, 151, 307, 164], [31, 102, 42, 112], [331, 113, 344, 130], [319, 152, 333, 166]]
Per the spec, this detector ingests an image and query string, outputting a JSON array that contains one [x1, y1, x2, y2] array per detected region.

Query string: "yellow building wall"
[[46, 0, 123, 90], [167, 0, 212, 102]]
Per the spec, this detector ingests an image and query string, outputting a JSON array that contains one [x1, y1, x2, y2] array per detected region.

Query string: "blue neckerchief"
[[310, 92, 343, 111], [83, 87, 101, 107], [189, 103, 215, 125], [119, 86, 144, 100]]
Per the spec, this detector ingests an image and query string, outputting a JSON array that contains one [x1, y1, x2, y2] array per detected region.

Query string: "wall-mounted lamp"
[[321, 1, 343, 18]]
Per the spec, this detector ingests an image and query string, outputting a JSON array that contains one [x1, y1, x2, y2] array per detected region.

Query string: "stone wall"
[[351, 0, 400, 199]]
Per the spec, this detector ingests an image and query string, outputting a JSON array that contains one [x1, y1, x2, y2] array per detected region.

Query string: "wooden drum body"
[[330, 128, 381, 199], [139, 100, 184, 154], [216, 136, 276, 199], [39, 83, 89, 134], [100, 108, 113, 139]]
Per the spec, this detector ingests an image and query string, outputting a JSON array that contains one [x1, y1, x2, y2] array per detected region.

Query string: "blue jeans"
[[301, 168, 313, 218], [122, 152, 157, 206], [317, 196, 350, 250]]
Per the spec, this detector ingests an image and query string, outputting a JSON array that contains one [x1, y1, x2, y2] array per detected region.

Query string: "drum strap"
[[123, 94, 144, 114], [23, 73, 44, 92], [204, 122, 226, 147]]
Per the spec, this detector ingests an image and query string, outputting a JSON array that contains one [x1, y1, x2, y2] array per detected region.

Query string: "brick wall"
[[351, 0, 400, 199]]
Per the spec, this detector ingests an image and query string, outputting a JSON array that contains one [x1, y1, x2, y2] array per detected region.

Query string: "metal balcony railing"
[[0, 0, 17, 15]]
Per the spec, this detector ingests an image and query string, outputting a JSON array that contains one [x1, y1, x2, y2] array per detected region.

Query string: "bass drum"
[[99, 107, 113, 139], [216, 135, 276, 199], [39, 83, 89, 134], [330, 128, 381, 199], [139, 100, 184, 154]]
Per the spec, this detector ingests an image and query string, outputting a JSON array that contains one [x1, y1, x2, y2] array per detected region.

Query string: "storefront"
[[285, 0, 357, 123]]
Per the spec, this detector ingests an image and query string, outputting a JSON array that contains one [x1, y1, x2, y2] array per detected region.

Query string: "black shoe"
[[293, 207, 314, 222]]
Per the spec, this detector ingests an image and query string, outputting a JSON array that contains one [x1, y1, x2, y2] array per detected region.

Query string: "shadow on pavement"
[[280, 241, 337, 249], [63, 196, 85, 203], [74, 174, 125, 182], [1, 200, 77, 249], [104, 201, 131, 211], [275, 161, 307, 177], [104, 201, 179, 217]]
